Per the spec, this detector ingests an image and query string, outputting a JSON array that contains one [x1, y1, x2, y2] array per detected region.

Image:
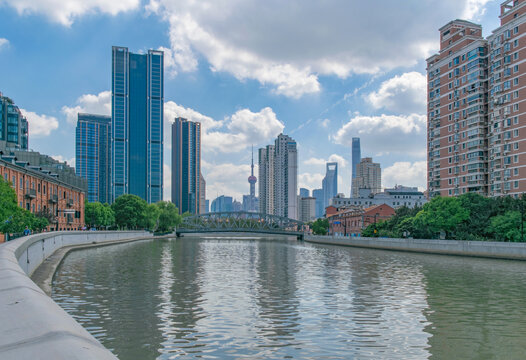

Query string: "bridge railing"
[[181, 211, 305, 233]]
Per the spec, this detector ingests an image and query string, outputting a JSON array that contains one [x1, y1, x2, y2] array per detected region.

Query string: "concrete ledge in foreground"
[[305, 235, 526, 260], [0, 230, 149, 360]]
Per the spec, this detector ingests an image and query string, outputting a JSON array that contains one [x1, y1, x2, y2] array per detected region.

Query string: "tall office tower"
[[274, 134, 298, 219], [427, 21, 488, 197], [312, 188, 324, 218], [351, 137, 361, 196], [299, 188, 310, 198], [111, 46, 163, 203], [322, 162, 338, 208], [351, 157, 381, 197], [258, 145, 275, 214], [199, 173, 206, 214], [172, 117, 202, 214], [75, 113, 111, 203], [0, 93, 28, 150]]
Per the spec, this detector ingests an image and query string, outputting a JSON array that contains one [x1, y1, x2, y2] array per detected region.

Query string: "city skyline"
[[0, 1, 503, 201]]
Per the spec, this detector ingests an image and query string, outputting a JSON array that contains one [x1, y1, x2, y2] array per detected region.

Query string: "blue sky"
[[0, 0, 501, 201]]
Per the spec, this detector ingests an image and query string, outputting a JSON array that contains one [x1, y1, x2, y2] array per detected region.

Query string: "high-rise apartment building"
[[75, 113, 111, 203], [258, 144, 275, 214], [299, 188, 310, 198], [351, 157, 381, 197], [259, 134, 298, 219], [322, 162, 338, 209], [172, 117, 202, 214], [428, 2, 526, 197], [111, 46, 163, 203], [199, 172, 206, 214], [351, 137, 360, 196], [0, 93, 28, 151]]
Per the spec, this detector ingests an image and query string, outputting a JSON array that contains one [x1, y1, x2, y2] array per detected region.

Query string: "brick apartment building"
[[427, 0, 526, 197], [328, 204, 395, 237], [0, 157, 85, 232]]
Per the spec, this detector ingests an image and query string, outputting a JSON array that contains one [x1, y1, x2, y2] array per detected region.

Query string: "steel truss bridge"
[[177, 211, 306, 239]]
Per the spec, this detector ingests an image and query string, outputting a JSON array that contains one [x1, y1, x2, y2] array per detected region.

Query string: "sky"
[[0, 0, 502, 202]]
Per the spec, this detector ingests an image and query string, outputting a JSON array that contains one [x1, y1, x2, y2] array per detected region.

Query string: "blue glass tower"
[[75, 113, 111, 203], [111, 46, 163, 203], [322, 162, 338, 208], [0, 93, 29, 150], [351, 137, 361, 196], [172, 117, 202, 214]]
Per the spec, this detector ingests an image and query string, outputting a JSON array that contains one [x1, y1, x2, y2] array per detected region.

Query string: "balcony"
[[49, 194, 58, 204], [25, 189, 36, 199], [66, 199, 74, 208]]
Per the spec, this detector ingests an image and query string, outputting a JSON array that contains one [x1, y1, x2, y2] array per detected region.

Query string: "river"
[[52, 236, 526, 359]]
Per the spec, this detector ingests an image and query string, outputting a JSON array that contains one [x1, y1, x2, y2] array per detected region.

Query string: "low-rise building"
[[298, 196, 316, 222], [328, 204, 395, 237], [0, 156, 85, 232], [330, 185, 427, 209]]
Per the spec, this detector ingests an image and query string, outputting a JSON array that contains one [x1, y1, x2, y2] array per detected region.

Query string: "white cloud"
[[298, 172, 324, 192], [319, 119, 330, 128], [0, 38, 9, 50], [202, 160, 251, 201], [366, 72, 427, 114], [148, 0, 484, 98], [383, 161, 427, 190], [463, 0, 491, 20], [50, 155, 75, 167], [333, 113, 426, 157], [20, 109, 59, 137], [304, 154, 347, 168], [62, 90, 111, 125], [3, 0, 139, 26], [164, 101, 284, 153]]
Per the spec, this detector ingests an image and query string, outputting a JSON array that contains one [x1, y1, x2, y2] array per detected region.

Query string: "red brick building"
[[0, 157, 85, 232], [328, 204, 395, 237]]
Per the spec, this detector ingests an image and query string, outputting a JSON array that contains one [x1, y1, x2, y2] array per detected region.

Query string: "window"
[[514, 52, 519, 60], [514, 26, 519, 34], [515, 168, 519, 175], [515, 181, 519, 189], [514, 91, 519, 99], [514, 142, 519, 150], [514, 104, 519, 111], [38, 183, 41, 193], [514, 78, 519, 85], [515, 39, 519, 47], [514, 155, 519, 163], [514, 65, 519, 73]]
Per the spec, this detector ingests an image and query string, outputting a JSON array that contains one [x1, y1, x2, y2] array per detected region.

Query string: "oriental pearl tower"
[[248, 146, 257, 211]]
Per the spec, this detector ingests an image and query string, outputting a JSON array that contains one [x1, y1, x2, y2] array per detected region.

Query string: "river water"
[[52, 237, 526, 359]]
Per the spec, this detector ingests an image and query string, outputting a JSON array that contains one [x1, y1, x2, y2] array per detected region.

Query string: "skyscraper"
[[299, 188, 310, 198], [351, 137, 361, 196], [172, 117, 202, 214], [111, 46, 163, 203], [259, 133, 298, 219], [75, 113, 111, 203], [352, 157, 381, 197], [0, 93, 28, 151], [313, 188, 324, 218], [199, 172, 206, 214], [322, 162, 338, 208]]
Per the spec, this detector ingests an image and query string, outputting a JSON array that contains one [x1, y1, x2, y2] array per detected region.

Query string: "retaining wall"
[[305, 235, 526, 260], [0, 231, 148, 360]]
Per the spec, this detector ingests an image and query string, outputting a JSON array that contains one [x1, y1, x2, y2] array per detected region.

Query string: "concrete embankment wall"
[[305, 235, 526, 260], [0, 231, 148, 360]]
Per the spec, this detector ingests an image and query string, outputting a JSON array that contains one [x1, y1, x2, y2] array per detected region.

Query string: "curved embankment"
[[305, 235, 526, 260], [0, 231, 151, 360]]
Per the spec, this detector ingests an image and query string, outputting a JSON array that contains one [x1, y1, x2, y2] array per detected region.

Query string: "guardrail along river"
[[52, 237, 526, 359]]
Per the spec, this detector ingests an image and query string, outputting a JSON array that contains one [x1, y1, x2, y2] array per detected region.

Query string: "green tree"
[[143, 203, 161, 230], [156, 201, 182, 233], [85, 201, 116, 229], [111, 194, 148, 229], [413, 196, 470, 239], [31, 215, 49, 232], [489, 211, 524, 242], [310, 218, 329, 235], [1, 207, 34, 234], [0, 177, 18, 225]]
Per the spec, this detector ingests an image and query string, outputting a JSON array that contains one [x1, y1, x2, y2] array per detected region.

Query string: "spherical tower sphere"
[[248, 175, 257, 184]]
